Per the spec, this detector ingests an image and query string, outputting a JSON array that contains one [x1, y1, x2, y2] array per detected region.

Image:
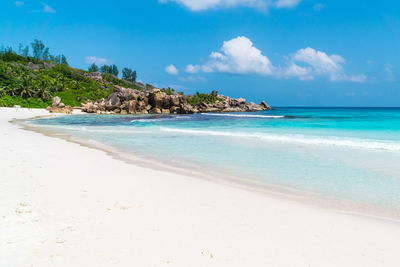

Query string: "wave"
[[160, 128, 400, 151], [131, 116, 190, 123], [200, 113, 285, 119]]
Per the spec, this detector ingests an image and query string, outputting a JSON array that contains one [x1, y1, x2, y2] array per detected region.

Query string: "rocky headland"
[[80, 82, 271, 115]]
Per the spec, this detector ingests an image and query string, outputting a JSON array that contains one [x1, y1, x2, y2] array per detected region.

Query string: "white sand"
[[0, 107, 399, 267]]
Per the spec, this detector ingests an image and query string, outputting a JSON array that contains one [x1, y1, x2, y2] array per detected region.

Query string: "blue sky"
[[1, 0, 400, 106]]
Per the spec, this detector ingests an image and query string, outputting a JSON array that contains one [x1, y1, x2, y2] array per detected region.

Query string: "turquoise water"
[[31, 108, 400, 217]]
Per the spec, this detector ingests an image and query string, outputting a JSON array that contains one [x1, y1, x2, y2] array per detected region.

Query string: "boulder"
[[213, 101, 225, 110], [148, 89, 165, 109], [128, 100, 137, 114], [52, 96, 62, 107], [105, 93, 121, 111], [162, 95, 171, 109], [43, 62, 54, 69], [49, 106, 73, 114], [170, 106, 180, 114], [85, 72, 103, 83], [28, 62, 40, 71], [114, 85, 140, 101], [260, 101, 271, 110], [82, 102, 98, 113], [170, 95, 180, 106], [149, 108, 162, 114]]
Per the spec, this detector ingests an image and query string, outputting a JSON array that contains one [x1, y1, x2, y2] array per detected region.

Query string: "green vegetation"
[[0, 40, 222, 109], [0, 40, 140, 108], [188, 90, 221, 105], [161, 87, 184, 96]]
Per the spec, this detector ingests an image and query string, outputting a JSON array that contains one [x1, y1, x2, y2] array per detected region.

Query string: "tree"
[[22, 46, 29, 57], [88, 63, 99, 72], [18, 76, 34, 99], [122, 67, 137, 82], [111, 64, 118, 76], [18, 43, 23, 55], [60, 54, 68, 65], [210, 90, 218, 99], [35, 79, 50, 100], [51, 54, 68, 65], [100, 64, 111, 74], [31, 39, 46, 60], [43, 48, 50, 61], [132, 70, 137, 82], [100, 64, 118, 76]]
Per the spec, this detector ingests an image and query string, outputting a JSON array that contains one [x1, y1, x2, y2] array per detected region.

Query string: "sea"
[[29, 107, 400, 219]]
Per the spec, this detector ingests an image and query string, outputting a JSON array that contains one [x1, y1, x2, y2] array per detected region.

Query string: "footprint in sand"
[[15, 202, 32, 214], [55, 237, 66, 244]]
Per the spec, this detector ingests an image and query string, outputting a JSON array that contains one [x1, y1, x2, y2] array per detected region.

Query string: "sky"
[[1, 0, 400, 106]]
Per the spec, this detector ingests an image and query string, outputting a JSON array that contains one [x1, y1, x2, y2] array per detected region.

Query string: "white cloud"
[[283, 47, 366, 82], [185, 64, 201, 73], [42, 2, 56, 13], [165, 64, 179, 75], [159, 0, 302, 11], [14, 1, 24, 7], [85, 56, 109, 65], [183, 37, 365, 82], [275, 0, 302, 8], [284, 63, 313, 80], [186, 36, 274, 75]]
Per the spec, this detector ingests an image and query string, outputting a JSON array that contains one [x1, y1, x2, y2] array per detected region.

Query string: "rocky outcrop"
[[82, 86, 271, 115], [47, 96, 73, 114], [28, 62, 40, 71], [84, 72, 103, 83], [260, 101, 271, 110], [43, 62, 55, 69]]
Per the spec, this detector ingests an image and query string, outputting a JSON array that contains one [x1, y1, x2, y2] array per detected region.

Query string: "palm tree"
[[36, 80, 50, 100], [18, 76, 34, 99]]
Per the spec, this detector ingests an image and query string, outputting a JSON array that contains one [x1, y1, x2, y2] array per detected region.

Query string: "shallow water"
[[30, 108, 400, 217]]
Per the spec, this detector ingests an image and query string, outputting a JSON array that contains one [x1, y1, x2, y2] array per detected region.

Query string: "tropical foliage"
[[0, 40, 222, 108], [188, 90, 221, 105]]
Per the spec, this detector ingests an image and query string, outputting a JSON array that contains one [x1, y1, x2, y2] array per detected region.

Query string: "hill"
[[0, 41, 154, 108], [0, 40, 270, 113]]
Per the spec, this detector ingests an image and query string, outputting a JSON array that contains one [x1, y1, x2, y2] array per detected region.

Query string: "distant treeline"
[[1, 39, 68, 65], [88, 63, 137, 83]]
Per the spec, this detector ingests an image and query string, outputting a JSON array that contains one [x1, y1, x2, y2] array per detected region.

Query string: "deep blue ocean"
[[31, 108, 400, 217]]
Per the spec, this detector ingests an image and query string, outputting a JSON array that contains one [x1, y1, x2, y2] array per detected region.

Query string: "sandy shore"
[[1, 107, 399, 267]]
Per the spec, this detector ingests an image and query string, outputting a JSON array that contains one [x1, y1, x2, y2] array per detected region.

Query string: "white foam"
[[131, 116, 190, 123], [160, 128, 400, 151], [201, 113, 284, 118]]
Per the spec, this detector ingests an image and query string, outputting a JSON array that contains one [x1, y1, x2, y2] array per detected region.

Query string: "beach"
[[1, 107, 400, 267]]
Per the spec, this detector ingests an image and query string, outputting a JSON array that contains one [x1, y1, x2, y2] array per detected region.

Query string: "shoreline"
[[1, 107, 400, 267], [22, 113, 400, 223]]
